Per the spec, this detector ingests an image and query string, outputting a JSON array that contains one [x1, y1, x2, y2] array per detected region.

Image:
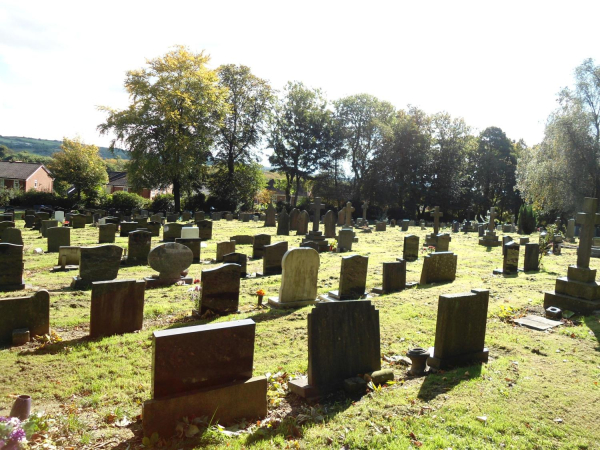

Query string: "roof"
[[107, 171, 129, 187], [0, 161, 52, 180]]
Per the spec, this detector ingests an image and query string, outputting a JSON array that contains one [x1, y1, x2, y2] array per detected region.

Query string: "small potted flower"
[[256, 289, 266, 305]]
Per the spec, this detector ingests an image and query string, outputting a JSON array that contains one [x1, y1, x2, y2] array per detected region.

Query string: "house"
[[106, 172, 171, 199], [0, 161, 53, 192]]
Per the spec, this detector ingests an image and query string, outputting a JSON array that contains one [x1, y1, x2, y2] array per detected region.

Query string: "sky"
[[1, 0, 600, 154]]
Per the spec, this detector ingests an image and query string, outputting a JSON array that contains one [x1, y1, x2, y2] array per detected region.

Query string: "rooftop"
[[0, 161, 51, 180]]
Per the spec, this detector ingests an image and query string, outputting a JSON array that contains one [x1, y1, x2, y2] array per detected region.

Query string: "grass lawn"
[[0, 218, 599, 449]]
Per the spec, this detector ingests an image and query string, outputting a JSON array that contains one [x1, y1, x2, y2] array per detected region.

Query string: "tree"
[[48, 137, 108, 200], [98, 46, 227, 211], [268, 81, 328, 205], [206, 161, 265, 211], [214, 64, 273, 177], [517, 58, 600, 214]]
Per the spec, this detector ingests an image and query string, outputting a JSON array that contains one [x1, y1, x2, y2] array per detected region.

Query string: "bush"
[[182, 192, 206, 212], [149, 193, 175, 212], [9, 190, 73, 209], [518, 204, 537, 234], [105, 191, 147, 211], [0, 188, 19, 207]]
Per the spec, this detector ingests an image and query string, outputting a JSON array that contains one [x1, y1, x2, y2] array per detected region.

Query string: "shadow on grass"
[[583, 315, 600, 350], [416, 281, 456, 290], [417, 362, 482, 401], [16, 334, 95, 356]]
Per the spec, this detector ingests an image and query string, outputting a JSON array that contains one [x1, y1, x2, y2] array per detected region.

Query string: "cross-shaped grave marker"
[[344, 202, 355, 227], [487, 207, 498, 232], [310, 197, 325, 232], [362, 201, 369, 221], [429, 206, 443, 234], [576, 197, 600, 268]]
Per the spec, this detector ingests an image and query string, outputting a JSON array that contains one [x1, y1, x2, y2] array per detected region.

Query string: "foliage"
[[149, 193, 175, 212], [0, 135, 128, 159], [518, 204, 537, 234], [182, 192, 205, 212], [0, 188, 19, 207], [206, 162, 264, 211], [9, 190, 72, 208], [47, 137, 108, 200], [255, 188, 272, 206], [98, 46, 228, 211], [0, 416, 27, 448], [104, 191, 147, 211]]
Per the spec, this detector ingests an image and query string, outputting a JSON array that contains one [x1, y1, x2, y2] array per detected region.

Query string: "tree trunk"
[[228, 151, 235, 176], [294, 176, 301, 206], [173, 179, 181, 212]]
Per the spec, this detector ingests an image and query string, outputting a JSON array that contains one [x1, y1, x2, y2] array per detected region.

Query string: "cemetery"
[[0, 205, 599, 448]]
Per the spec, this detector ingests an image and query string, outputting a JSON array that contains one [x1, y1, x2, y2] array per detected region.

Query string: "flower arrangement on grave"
[[330, 242, 336, 252], [0, 416, 27, 449], [256, 289, 266, 305], [188, 285, 202, 310]]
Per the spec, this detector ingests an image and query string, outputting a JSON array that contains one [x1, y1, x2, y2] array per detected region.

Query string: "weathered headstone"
[[401, 220, 409, 232], [361, 201, 369, 224], [197, 220, 213, 240], [72, 245, 123, 289], [182, 211, 192, 221], [194, 211, 205, 222], [337, 209, 345, 226], [277, 209, 290, 235], [47, 226, 70, 253], [40, 220, 58, 237], [199, 264, 241, 315], [230, 235, 253, 245], [162, 223, 184, 242], [1, 227, 22, 246], [494, 241, 519, 275], [429, 206, 443, 235], [223, 252, 248, 277], [24, 215, 35, 228], [420, 252, 457, 285], [252, 234, 271, 259], [375, 222, 386, 232], [372, 260, 406, 294], [324, 210, 336, 238], [0, 290, 49, 345], [167, 213, 179, 222], [98, 223, 117, 243], [403, 235, 419, 261], [427, 289, 490, 369], [435, 233, 451, 252], [90, 280, 145, 338], [296, 210, 309, 235], [268, 248, 319, 308], [264, 204, 276, 227], [337, 228, 354, 252], [289, 208, 300, 231], [321, 254, 368, 301], [56, 246, 80, 270], [0, 243, 24, 291], [216, 241, 236, 262], [261, 241, 288, 276], [70, 214, 87, 229], [343, 202, 355, 227], [566, 218, 575, 241], [523, 242, 540, 272], [175, 237, 202, 263], [145, 243, 193, 287], [127, 230, 152, 265]]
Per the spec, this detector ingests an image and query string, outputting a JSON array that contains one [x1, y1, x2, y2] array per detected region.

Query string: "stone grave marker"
[[427, 289, 490, 369], [167, 213, 179, 222], [277, 209, 290, 235], [162, 223, 184, 242], [216, 241, 236, 262], [478, 207, 501, 246], [264, 204, 276, 227], [523, 243, 540, 272], [98, 223, 117, 244], [223, 252, 248, 277], [0, 243, 24, 291], [145, 243, 193, 288], [90, 279, 145, 338], [289, 208, 300, 231], [127, 230, 152, 265], [494, 241, 519, 275], [566, 218, 575, 241], [343, 202, 355, 227], [33, 212, 50, 230], [194, 211, 205, 222], [146, 221, 161, 237], [261, 241, 288, 276], [420, 251, 457, 285], [252, 234, 271, 259], [211, 212, 222, 221], [288, 301, 380, 399], [502, 235, 513, 256], [361, 201, 369, 225], [175, 237, 201, 263], [0, 290, 49, 345], [320, 254, 368, 301], [181, 227, 199, 239], [55, 246, 80, 270], [375, 222, 386, 231], [0, 222, 15, 238], [119, 221, 139, 237], [268, 248, 319, 308], [54, 211, 65, 223], [197, 220, 213, 240], [296, 211, 309, 235], [403, 235, 419, 261], [225, 213, 233, 221], [182, 211, 192, 221], [40, 220, 58, 237], [230, 235, 253, 245], [142, 319, 266, 438], [435, 234, 451, 252], [337, 228, 354, 252], [337, 209, 345, 226], [47, 226, 70, 253], [198, 264, 241, 315], [519, 236, 530, 245], [372, 260, 407, 294], [24, 215, 35, 228], [70, 214, 87, 229], [401, 219, 409, 231], [72, 245, 123, 289], [2, 228, 22, 246], [324, 210, 336, 238]]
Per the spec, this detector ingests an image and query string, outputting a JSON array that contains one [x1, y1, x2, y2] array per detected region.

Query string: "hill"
[[0, 135, 129, 160]]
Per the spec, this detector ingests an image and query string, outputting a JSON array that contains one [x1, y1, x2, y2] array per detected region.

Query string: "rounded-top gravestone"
[[148, 243, 193, 280]]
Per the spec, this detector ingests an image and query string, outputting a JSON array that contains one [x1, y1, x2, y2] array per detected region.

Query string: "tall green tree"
[[207, 161, 264, 211], [98, 46, 227, 211], [268, 81, 328, 205], [214, 64, 274, 177], [48, 137, 108, 200]]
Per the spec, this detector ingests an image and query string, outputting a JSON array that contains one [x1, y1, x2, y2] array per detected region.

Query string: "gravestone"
[[33, 212, 50, 230], [142, 319, 266, 438], [47, 226, 70, 253], [268, 248, 319, 308], [427, 289, 490, 369], [24, 215, 35, 228], [478, 207, 501, 246], [261, 241, 288, 276], [0, 222, 15, 238], [145, 243, 193, 288], [494, 241, 519, 275], [175, 237, 202, 263], [403, 235, 419, 261], [72, 245, 123, 289], [197, 220, 213, 240], [337, 209, 345, 226], [216, 241, 236, 262], [372, 260, 406, 294], [420, 220, 426, 231], [211, 212, 222, 221], [375, 222, 386, 231], [321, 254, 368, 301], [2, 228, 22, 246], [0, 290, 49, 345], [519, 237, 530, 245], [264, 204, 276, 227], [324, 210, 336, 238], [70, 214, 87, 229], [401, 220, 409, 231], [502, 235, 513, 256], [277, 209, 290, 235], [119, 221, 138, 237], [225, 213, 233, 221], [150, 214, 163, 224], [420, 251, 457, 285], [289, 208, 300, 231], [337, 228, 354, 252], [167, 213, 179, 222], [162, 223, 184, 242], [523, 242, 540, 272], [0, 243, 24, 291], [182, 211, 192, 221], [90, 280, 145, 338], [181, 227, 199, 239], [127, 230, 152, 265], [435, 233, 451, 252], [390, 219, 396, 227], [296, 211, 309, 235], [40, 220, 58, 237], [223, 252, 248, 277], [98, 223, 117, 243], [146, 221, 161, 237], [430, 206, 443, 235], [361, 201, 369, 225], [198, 264, 241, 315], [343, 202, 355, 227], [452, 221, 460, 233], [194, 211, 205, 222], [240, 212, 250, 222], [566, 218, 575, 241], [288, 301, 380, 399], [230, 235, 253, 245], [56, 246, 80, 270], [252, 234, 271, 259]]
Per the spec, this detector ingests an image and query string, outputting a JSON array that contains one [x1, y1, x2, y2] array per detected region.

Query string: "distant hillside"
[[0, 136, 129, 160]]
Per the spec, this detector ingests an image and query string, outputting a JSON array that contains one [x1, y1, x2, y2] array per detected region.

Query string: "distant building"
[[265, 179, 308, 205], [105, 172, 171, 199], [0, 161, 53, 192]]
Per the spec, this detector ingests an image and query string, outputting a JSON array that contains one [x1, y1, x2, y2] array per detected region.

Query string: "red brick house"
[[106, 172, 171, 199], [0, 161, 53, 192]]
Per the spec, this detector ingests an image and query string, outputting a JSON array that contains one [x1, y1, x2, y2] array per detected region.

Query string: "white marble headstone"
[[54, 211, 65, 223], [181, 227, 199, 239]]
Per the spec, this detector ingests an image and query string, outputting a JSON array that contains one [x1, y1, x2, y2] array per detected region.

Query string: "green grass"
[[1, 219, 599, 449]]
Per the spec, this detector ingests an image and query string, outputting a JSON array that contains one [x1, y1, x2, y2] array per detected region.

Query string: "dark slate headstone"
[[90, 279, 145, 338], [197, 220, 213, 240], [288, 301, 380, 398], [503, 241, 519, 274], [146, 221, 161, 237], [252, 234, 271, 259], [74, 245, 123, 287], [216, 241, 235, 262], [230, 235, 254, 245], [0, 290, 49, 345], [40, 219, 58, 237], [523, 242, 540, 272], [162, 222, 184, 242], [403, 234, 419, 261], [264, 204, 276, 227], [324, 210, 336, 238], [327, 254, 368, 300], [0, 221, 15, 237], [277, 209, 290, 236], [181, 211, 192, 221], [167, 213, 179, 222], [262, 241, 288, 275], [200, 264, 241, 315], [401, 219, 409, 232], [127, 230, 152, 265], [24, 215, 35, 228], [0, 243, 24, 291], [175, 237, 201, 263], [223, 252, 248, 277], [375, 222, 386, 231], [289, 208, 300, 231], [47, 227, 70, 253], [420, 252, 457, 285], [71, 214, 87, 229], [427, 289, 490, 369], [2, 227, 22, 246], [147, 243, 193, 281], [98, 223, 117, 243], [502, 235, 513, 256], [373, 260, 406, 294], [435, 233, 451, 252]]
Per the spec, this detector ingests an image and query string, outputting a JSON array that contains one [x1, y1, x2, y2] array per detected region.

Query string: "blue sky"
[[1, 0, 599, 155]]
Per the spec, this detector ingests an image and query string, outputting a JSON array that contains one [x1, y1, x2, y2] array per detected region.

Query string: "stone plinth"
[[544, 265, 600, 314], [0, 290, 49, 345], [479, 230, 501, 247]]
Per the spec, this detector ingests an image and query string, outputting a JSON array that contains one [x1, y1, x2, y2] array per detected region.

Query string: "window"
[[14, 180, 19, 190], [123, 187, 129, 192], [34, 180, 38, 188], [0, 179, 4, 188]]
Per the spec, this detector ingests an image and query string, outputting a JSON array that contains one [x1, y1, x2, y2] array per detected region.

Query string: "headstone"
[[199, 264, 241, 315], [264, 204, 276, 227], [230, 235, 253, 245], [163, 223, 184, 242], [495, 241, 519, 275], [429, 206, 443, 235], [343, 202, 355, 227], [56, 246, 80, 269], [175, 237, 202, 263], [420, 220, 425, 231], [70, 214, 87, 229], [296, 211, 309, 235], [324, 210, 336, 238], [90, 280, 145, 338], [54, 211, 65, 223], [167, 213, 179, 222], [268, 248, 319, 308], [47, 227, 70, 253], [120, 221, 139, 237], [261, 241, 288, 275], [523, 242, 540, 272], [277, 209, 290, 235], [98, 223, 117, 243], [337, 209, 345, 226], [403, 235, 419, 261], [40, 220, 58, 237], [142, 319, 266, 438], [566, 218, 575, 241], [24, 215, 35, 228], [361, 201, 369, 223], [1, 228, 22, 245], [146, 221, 161, 237], [194, 211, 205, 222], [288, 301, 380, 399], [337, 228, 354, 252], [427, 289, 490, 369], [0, 243, 24, 291], [145, 243, 193, 287], [72, 245, 123, 289], [0, 290, 49, 345], [519, 237, 530, 245], [375, 222, 386, 232], [127, 230, 152, 265], [401, 219, 409, 231], [225, 213, 233, 221], [372, 260, 406, 294], [452, 221, 460, 233], [182, 211, 192, 221], [435, 233, 451, 252], [223, 252, 248, 277], [197, 220, 213, 240], [289, 208, 300, 231], [211, 212, 222, 221], [181, 227, 199, 239], [252, 234, 271, 259], [216, 241, 236, 262], [390, 219, 397, 227], [321, 255, 368, 301], [420, 252, 457, 285], [502, 235, 513, 256]]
